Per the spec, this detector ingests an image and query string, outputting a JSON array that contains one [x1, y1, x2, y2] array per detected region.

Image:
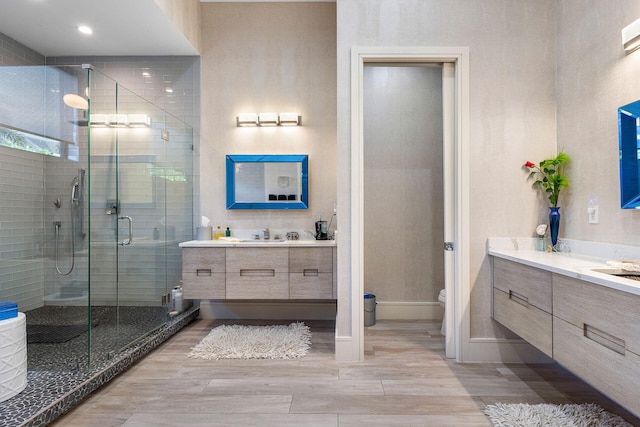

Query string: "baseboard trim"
[[198, 300, 337, 320], [335, 335, 355, 361], [375, 301, 443, 320]]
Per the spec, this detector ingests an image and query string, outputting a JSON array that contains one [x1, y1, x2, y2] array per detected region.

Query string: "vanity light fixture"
[[237, 112, 259, 127], [128, 114, 151, 127], [258, 112, 279, 126], [90, 114, 108, 127], [107, 114, 129, 127], [622, 17, 640, 54], [236, 112, 301, 127], [278, 112, 300, 126]]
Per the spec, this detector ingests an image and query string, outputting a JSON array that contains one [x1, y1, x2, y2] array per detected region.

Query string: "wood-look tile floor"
[[51, 319, 640, 426]]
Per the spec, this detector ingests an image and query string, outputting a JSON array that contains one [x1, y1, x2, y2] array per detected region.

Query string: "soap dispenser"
[[225, 227, 231, 237], [214, 226, 223, 240]]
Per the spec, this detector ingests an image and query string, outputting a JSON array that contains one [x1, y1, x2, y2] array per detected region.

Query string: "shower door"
[[88, 69, 178, 363]]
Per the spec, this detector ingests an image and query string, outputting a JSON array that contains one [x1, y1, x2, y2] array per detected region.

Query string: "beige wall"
[[337, 0, 558, 344], [363, 66, 444, 304], [338, 0, 640, 357], [154, 0, 202, 53], [199, 2, 337, 233], [557, 1, 640, 243]]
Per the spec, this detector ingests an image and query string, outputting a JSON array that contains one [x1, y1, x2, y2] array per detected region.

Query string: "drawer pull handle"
[[508, 290, 529, 307], [584, 324, 626, 355], [196, 269, 212, 276], [303, 269, 319, 276], [240, 269, 275, 277]]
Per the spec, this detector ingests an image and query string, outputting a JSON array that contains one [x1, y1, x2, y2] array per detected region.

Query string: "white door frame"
[[350, 46, 470, 361]]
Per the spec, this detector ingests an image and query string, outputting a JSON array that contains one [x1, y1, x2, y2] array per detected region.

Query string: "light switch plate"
[[588, 206, 599, 224]]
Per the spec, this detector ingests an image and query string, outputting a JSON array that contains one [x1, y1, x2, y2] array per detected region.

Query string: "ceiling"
[[0, 0, 198, 56], [0, 0, 335, 57]]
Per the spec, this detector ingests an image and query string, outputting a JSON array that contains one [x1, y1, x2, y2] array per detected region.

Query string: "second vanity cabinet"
[[552, 275, 640, 416], [492, 255, 640, 417], [181, 244, 335, 301], [492, 257, 553, 357]]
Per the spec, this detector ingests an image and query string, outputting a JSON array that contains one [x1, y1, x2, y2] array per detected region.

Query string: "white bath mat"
[[187, 322, 311, 360], [484, 403, 633, 427]]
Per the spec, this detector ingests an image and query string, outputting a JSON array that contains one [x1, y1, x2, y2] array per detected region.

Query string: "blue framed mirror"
[[226, 154, 308, 209], [618, 100, 640, 209]]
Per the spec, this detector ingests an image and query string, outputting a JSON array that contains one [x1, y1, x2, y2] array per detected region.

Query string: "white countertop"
[[487, 237, 640, 296], [179, 238, 336, 248]]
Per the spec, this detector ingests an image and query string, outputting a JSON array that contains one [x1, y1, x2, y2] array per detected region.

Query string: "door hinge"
[[444, 242, 454, 251]]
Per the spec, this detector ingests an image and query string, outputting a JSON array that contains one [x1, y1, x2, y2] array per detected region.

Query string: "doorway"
[[349, 47, 470, 361], [363, 64, 444, 327]]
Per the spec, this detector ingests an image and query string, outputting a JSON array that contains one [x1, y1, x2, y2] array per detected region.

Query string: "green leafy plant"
[[0, 127, 28, 148], [524, 152, 570, 207]]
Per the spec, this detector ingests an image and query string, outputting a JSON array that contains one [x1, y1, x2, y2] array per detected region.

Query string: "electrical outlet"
[[588, 206, 599, 224], [588, 198, 599, 224]]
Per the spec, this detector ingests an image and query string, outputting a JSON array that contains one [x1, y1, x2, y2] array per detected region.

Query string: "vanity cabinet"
[[182, 248, 226, 299], [181, 244, 336, 301], [553, 275, 640, 416], [226, 248, 289, 299], [491, 255, 640, 417], [492, 257, 553, 357], [289, 247, 333, 299]]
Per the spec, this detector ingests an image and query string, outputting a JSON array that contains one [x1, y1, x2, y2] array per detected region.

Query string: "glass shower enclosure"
[[0, 65, 193, 371]]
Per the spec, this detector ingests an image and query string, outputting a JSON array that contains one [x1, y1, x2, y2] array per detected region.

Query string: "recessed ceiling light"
[[78, 25, 93, 35], [165, 88, 174, 93]]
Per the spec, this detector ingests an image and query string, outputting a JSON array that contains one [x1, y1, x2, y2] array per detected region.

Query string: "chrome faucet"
[[263, 228, 270, 240]]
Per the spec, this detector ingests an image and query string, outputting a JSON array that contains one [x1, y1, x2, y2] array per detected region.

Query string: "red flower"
[[524, 161, 535, 168]]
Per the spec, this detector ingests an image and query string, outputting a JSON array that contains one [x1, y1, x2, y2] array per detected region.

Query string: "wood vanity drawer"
[[493, 287, 553, 357], [226, 273, 289, 299], [553, 274, 640, 356], [493, 257, 552, 313], [290, 272, 333, 299], [182, 248, 226, 272], [289, 247, 333, 273], [554, 317, 640, 416], [182, 272, 225, 299], [226, 248, 288, 273], [182, 248, 226, 299]]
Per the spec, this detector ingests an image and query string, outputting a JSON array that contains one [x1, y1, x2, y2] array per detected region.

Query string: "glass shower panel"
[[114, 85, 170, 348], [87, 69, 172, 363]]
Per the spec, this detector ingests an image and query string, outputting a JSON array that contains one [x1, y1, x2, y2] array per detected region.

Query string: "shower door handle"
[[118, 215, 133, 246]]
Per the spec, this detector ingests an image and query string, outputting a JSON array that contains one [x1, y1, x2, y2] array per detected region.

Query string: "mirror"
[[226, 154, 308, 209], [618, 100, 640, 209]]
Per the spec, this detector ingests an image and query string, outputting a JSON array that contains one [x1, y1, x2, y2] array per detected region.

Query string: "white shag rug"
[[484, 403, 633, 427], [187, 322, 312, 360]]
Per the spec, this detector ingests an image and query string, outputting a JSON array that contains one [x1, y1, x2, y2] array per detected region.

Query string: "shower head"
[[71, 177, 80, 205]]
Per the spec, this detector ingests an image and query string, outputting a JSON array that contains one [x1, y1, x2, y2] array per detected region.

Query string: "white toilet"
[[438, 288, 446, 335]]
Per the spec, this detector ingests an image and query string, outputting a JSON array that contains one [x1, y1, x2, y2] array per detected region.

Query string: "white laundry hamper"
[[0, 312, 27, 403]]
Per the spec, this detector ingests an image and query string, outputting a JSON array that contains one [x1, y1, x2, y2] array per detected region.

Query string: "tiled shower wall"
[[0, 33, 47, 311]]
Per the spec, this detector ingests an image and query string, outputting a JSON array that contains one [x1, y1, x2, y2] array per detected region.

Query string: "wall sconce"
[[622, 17, 640, 54], [258, 112, 279, 126], [107, 114, 129, 127], [237, 113, 259, 127], [128, 114, 151, 127], [90, 114, 108, 127], [279, 112, 300, 126], [236, 112, 301, 127]]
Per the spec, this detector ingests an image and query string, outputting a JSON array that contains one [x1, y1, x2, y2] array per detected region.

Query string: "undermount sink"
[[590, 268, 640, 281]]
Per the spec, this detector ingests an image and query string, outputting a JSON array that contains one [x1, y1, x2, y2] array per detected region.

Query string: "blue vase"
[[549, 207, 560, 247]]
